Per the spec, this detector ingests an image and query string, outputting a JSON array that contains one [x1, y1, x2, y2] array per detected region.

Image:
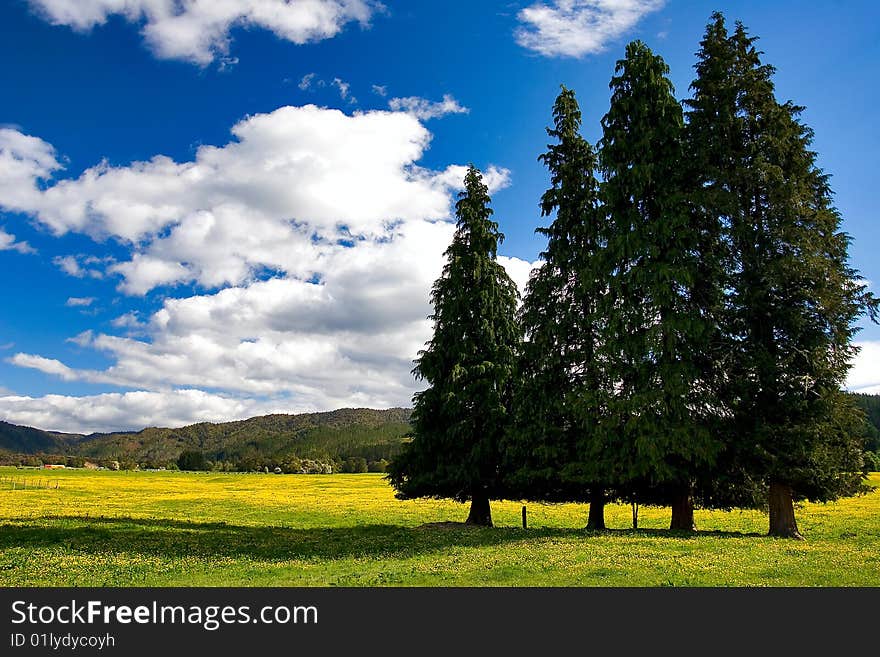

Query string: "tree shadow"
[[596, 527, 765, 539], [0, 515, 763, 563]]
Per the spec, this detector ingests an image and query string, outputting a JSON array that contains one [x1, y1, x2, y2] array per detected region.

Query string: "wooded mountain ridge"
[[0, 407, 412, 470]]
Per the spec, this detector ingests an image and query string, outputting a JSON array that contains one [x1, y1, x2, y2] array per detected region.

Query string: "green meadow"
[[1, 467, 878, 586]]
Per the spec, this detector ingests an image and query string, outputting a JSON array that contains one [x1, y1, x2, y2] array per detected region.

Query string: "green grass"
[[1, 467, 878, 586]]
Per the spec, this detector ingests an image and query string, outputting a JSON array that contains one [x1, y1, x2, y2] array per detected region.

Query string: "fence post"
[[522, 505, 528, 530]]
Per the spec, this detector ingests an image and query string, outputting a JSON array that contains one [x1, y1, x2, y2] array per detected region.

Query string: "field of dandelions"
[[1, 467, 878, 586]]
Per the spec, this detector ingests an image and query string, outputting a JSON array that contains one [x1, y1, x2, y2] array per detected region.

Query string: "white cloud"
[[515, 0, 665, 58], [11, 241, 536, 409], [53, 254, 106, 279], [371, 84, 388, 97], [0, 228, 35, 254], [0, 389, 293, 434], [65, 296, 96, 307], [848, 341, 880, 394], [8, 354, 79, 381], [1, 107, 515, 297], [3, 106, 479, 294], [1, 104, 527, 426], [0, 127, 61, 213], [67, 330, 95, 348], [28, 0, 379, 65], [388, 94, 469, 121]]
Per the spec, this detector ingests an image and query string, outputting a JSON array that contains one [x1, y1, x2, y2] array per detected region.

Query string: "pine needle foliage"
[[388, 166, 521, 524]]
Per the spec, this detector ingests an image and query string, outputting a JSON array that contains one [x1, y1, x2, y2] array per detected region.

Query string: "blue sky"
[[0, 0, 878, 432]]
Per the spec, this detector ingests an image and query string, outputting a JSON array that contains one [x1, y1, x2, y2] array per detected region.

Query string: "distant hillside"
[[0, 408, 412, 470], [0, 421, 82, 454], [76, 407, 412, 466]]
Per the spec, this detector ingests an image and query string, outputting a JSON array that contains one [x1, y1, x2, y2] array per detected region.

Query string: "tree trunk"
[[586, 488, 606, 530], [670, 489, 696, 531], [768, 481, 803, 540], [465, 490, 493, 527]]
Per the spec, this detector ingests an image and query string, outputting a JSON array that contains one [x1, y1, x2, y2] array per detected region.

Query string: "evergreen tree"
[[686, 13, 878, 538], [505, 86, 612, 529], [599, 41, 723, 530], [387, 166, 521, 526], [683, 13, 763, 513]]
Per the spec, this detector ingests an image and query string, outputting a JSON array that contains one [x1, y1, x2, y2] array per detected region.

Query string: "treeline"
[[176, 449, 389, 474], [389, 13, 878, 539], [0, 453, 111, 469]]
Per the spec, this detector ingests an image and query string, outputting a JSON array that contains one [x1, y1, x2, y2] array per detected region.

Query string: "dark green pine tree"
[[387, 165, 521, 526], [683, 12, 763, 512], [505, 86, 613, 529], [599, 41, 723, 530], [687, 13, 878, 538]]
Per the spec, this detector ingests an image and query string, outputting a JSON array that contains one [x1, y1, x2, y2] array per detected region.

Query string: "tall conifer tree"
[[686, 14, 878, 538], [599, 41, 722, 530], [388, 166, 521, 526], [506, 87, 612, 529]]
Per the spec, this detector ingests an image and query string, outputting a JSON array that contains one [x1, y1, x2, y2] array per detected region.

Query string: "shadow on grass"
[[0, 515, 762, 562]]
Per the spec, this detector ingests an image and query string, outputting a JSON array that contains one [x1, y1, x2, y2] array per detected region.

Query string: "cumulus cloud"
[[2, 106, 497, 295], [1, 106, 514, 296], [0, 228, 35, 254], [28, 0, 379, 65], [0, 127, 61, 212], [0, 389, 294, 434], [1, 103, 531, 426], [515, 0, 665, 58], [388, 94, 469, 121]]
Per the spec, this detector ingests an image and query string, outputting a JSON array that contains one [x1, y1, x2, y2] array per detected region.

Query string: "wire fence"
[[0, 475, 60, 490]]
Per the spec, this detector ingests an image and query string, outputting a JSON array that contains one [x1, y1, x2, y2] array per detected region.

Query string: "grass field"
[[1, 467, 878, 586]]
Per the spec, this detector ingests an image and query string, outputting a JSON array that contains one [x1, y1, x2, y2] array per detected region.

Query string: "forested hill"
[[0, 408, 412, 470], [0, 421, 82, 454]]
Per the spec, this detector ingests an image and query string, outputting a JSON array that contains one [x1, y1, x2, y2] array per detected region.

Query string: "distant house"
[[43, 464, 65, 470]]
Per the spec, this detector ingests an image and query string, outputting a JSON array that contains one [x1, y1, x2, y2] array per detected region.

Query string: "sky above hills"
[[1, 0, 878, 433]]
